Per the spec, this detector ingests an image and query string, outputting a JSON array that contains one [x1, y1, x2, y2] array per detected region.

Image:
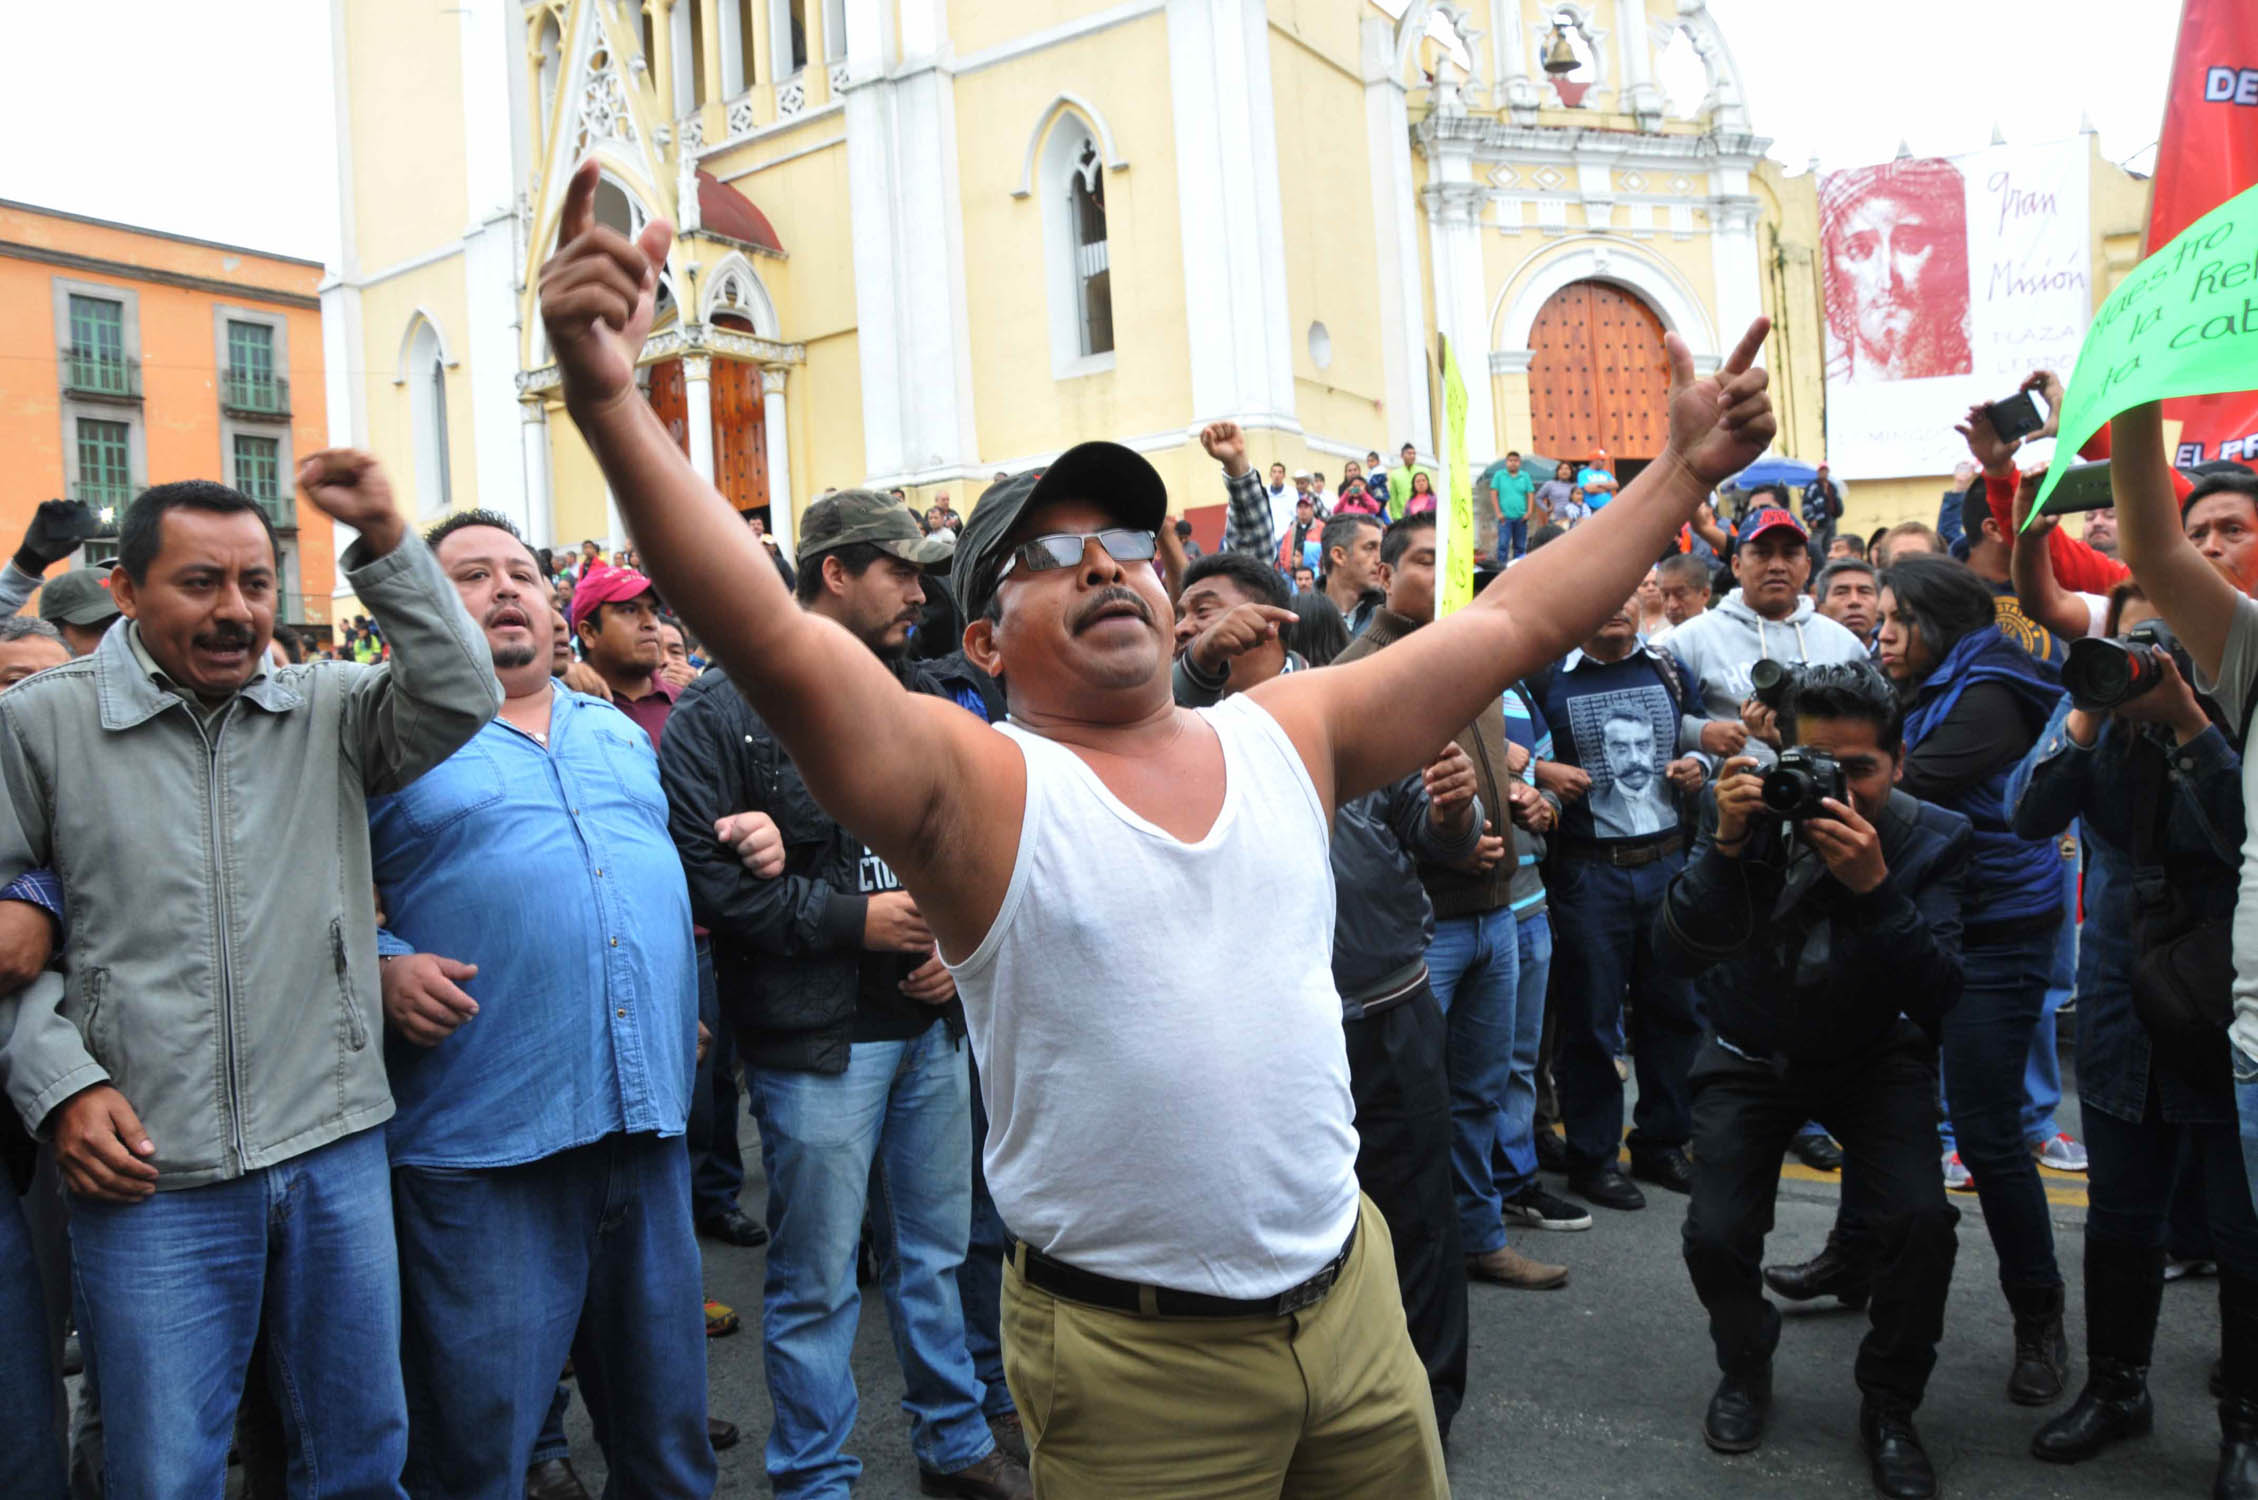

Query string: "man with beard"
[[571, 559, 673, 744], [365, 509, 713, 1495], [1820, 158, 1972, 383], [658, 492, 1028, 1500]]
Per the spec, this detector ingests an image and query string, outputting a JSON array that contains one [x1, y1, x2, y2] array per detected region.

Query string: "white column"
[[1616, 0, 1661, 128], [719, 0, 746, 96], [1709, 150, 1765, 366], [1424, 144, 1498, 463], [670, 0, 697, 116], [1363, 17, 1435, 458], [1491, 0, 1540, 119], [762, 368, 795, 555], [845, 0, 982, 486], [683, 353, 717, 481], [1168, 0, 1297, 429], [520, 401, 554, 546]]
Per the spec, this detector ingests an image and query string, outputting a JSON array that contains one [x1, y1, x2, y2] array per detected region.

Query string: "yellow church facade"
[[320, 0, 2148, 579]]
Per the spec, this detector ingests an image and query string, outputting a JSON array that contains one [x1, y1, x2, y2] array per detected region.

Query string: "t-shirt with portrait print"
[[1538, 645, 1695, 845]]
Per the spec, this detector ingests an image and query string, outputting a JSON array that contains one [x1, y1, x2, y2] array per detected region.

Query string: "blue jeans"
[[1490, 912, 1552, 1200], [392, 1132, 712, 1499], [960, 1049, 1013, 1419], [688, 939, 748, 1222], [750, 1025, 992, 1498], [1548, 853, 1705, 1171], [1941, 925, 2063, 1290], [68, 1127, 408, 1500], [3, 1180, 65, 1498], [1426, 905, 1521, 1256], [1499, 516, 1528, 562], [2235, 1046, 2258, 1217]]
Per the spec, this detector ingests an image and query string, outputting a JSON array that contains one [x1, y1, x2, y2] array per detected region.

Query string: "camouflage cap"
[[796, 489, 954, 569]]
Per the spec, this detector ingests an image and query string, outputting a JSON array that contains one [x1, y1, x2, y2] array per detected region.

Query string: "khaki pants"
[[1001, 1194, 1449, 1498]]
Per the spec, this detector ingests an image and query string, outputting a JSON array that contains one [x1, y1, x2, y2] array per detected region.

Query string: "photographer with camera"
[[2004, 581, 2258, 1494], [1872, 554, 2072, 1406], [1658, 663, 1966, 1497]]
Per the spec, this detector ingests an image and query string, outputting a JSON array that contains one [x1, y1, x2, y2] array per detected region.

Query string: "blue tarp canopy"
[[1727, 457, 1819, 490]]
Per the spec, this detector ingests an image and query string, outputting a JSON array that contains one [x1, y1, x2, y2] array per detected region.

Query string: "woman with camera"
[[2006, 581, 2258, 1493], [1875, 555, 2072, 1403]]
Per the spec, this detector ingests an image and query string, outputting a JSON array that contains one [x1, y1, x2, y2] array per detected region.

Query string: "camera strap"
[[2127, 734, 2181, 932]]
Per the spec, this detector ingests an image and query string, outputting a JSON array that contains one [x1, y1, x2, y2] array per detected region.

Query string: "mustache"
[[1072, 586, 1153, 634], [195, 626, 255, 651]]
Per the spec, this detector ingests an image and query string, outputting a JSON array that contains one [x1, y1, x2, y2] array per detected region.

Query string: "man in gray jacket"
[[0, 452, 496, 1497]]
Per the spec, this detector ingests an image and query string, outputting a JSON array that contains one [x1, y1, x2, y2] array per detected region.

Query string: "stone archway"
[[1527, 280, 1671, 464]]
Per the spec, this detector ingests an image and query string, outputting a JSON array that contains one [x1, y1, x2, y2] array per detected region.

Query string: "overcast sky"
[[2, 1, 2176, 273]]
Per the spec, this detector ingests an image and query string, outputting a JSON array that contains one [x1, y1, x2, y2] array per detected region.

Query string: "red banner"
[[2153, 0, 2258, 464]]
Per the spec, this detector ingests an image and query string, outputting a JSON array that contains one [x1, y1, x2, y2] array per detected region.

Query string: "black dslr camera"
[[1749, 657, 1796, 712], [1761, 747, 1846, 822], [2061, 619, 2193, 713]]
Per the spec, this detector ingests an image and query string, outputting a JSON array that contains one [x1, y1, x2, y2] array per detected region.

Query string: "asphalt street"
[[556, 1063, 2237, 1499]]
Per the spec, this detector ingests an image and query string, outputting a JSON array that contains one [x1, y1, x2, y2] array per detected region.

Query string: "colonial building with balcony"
[[0, 200, 336, 631]]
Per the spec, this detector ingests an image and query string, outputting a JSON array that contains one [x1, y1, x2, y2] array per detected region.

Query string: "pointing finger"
[[637, 218, 676, 273], [560, 158, 601, 244], [1721, 315, 1771, 376]]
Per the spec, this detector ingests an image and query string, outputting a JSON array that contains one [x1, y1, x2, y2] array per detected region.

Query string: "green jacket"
[[0, 534, 497, 1187]]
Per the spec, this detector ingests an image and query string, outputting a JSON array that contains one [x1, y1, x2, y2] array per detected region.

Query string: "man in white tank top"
[[536, 158, 1779, 1498]]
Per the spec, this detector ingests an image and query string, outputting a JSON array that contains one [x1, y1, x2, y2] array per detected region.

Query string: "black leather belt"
[[1013, 1221, 1357, 1319], [1559, 831, 1686, 868]]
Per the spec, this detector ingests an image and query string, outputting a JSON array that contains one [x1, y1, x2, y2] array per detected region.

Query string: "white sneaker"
[[1942, 1150, 1973, 1192], [2033, 1133, 2089, 1172]]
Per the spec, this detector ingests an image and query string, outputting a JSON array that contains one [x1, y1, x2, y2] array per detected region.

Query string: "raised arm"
[[2006, 469, 2100, 642], [539, 160, 999, 886], [1206, 422, 1276, 559], [2115, 400, 2241, 682], [1255, 318, 1775, 804]]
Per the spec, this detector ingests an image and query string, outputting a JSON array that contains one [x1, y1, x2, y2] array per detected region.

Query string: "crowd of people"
[[5, 155, 2258, 1500]]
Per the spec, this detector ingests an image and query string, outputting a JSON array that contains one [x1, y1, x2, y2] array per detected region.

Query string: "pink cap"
[[568, 563, 655, 633]]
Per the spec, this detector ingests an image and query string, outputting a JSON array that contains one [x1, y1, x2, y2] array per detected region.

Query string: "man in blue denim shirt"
[[370, 510, 711, 1497]]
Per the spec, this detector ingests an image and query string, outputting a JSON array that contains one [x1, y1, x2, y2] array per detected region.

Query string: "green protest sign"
[[2026, 179, 2258, 525]]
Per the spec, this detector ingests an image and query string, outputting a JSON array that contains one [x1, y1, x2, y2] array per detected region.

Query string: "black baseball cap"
[[956, 441, 1168, 620]]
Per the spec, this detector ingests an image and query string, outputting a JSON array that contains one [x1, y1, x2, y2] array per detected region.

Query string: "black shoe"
[[1534, 1127, 1568, 1175], [2222, 1394, 2258, 1499], [1763, 1245, 1872, 1310], [1861, 1398, 1937, 1498], [1703, 1366, 1771, 1454], [2006, 1282, 2071, 1406], [525, 1459, 593, 1500], [1568, 1165, 1647, 1212], [697, 1208, 770, 1247], [1790, 1130, 1844, 1172], [1502, 1183, 1594, 1231], [1628, 1145, 1694, 1195], [707, 1416, 740, 1453], [2031, 1358, 2152, 1463]]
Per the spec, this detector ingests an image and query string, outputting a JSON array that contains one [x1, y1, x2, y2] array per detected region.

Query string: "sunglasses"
[[993, 528, 1157, 585]]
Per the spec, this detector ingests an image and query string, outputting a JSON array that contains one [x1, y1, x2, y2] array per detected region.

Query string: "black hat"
[[956, 441, 1168, 620]]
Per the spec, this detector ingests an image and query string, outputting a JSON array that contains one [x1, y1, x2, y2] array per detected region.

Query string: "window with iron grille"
[[233, 434, 283, 518]]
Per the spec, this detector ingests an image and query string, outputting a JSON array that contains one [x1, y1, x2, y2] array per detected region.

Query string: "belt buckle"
[[1273, 1264, 1337, 1316]]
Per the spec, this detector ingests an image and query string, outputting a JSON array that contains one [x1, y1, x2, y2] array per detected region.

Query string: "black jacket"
[[1330, 773, 1484, 1013], [659, 665, 962, 1074], [1655, 789, 1971, 1065]]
